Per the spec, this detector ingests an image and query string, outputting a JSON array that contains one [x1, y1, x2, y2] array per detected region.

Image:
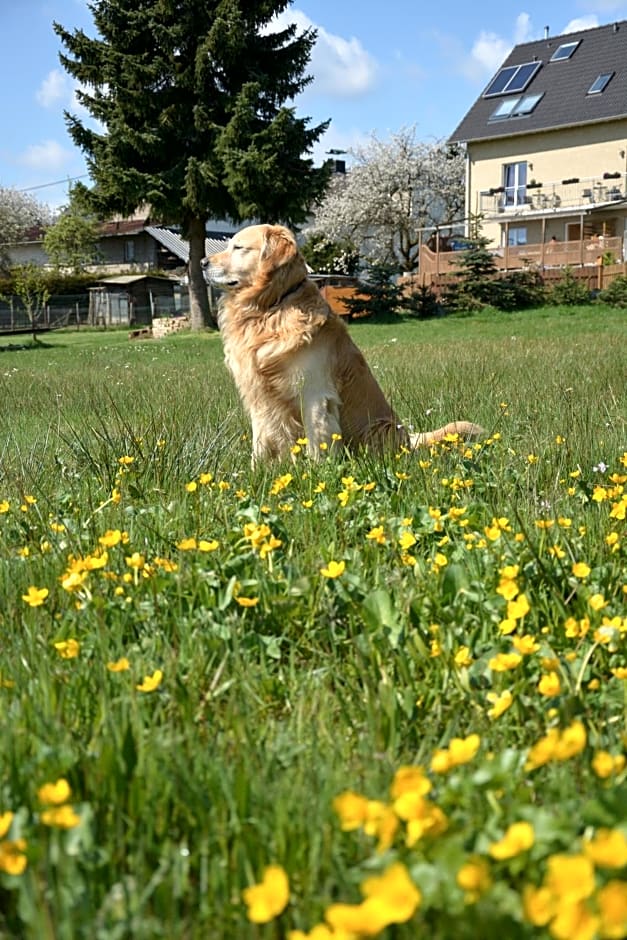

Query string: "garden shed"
[[88, 274, 177, 325]]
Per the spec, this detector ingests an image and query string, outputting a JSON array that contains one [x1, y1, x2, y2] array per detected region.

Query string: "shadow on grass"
[[0, 338, 63, 353]]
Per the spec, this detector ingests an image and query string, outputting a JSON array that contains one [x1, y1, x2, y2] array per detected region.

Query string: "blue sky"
[[0, 0, 623, 210]]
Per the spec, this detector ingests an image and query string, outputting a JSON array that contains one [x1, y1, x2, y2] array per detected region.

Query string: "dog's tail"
[[410, 421, 485, 448]]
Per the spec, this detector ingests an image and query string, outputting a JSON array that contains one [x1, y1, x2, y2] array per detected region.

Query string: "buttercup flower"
[[107, 657, 130, 672], [592, 751, 626, 779], [488, 821, 535, 860], [136, 669, 163, 692], [489, 652, 522, 672], [38, 778, 71, 805], [41, 805, 81, 829], [325, 863, 420, 935], [0, 837, 27, 875], [54, 639, 80, 659], [457, 857, 491, 901], [545, 853, 595, 904], [583, 829, 627, 868], [572, 562, 591, 579], [597, 880, 627, 939], [538, 672, 561, 697], [487, 689, 513, 719], [243, 865, 289, 923], [320, 560, 345, 579], [333, 790, 369, 831], [22, 586, 49, 607]]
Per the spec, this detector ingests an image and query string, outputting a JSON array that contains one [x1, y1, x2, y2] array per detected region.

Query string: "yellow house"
[[449, 20, 627, 266]]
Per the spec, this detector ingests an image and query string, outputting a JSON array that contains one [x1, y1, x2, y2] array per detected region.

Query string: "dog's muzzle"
[[201, 259, 238, 289]]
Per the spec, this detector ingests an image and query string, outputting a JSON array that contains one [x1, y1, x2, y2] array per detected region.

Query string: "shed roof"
[[145, 226, 230, 262], [450, 20, 627, 143], [94, 274, 175, 286]]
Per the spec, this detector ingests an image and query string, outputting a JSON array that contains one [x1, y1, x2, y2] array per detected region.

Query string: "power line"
[[16, 175, 90, 193]]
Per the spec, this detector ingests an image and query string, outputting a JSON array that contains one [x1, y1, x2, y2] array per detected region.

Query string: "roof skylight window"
[[488, 93, 543, 122], [484, 61, 541, 97], [588, 72, 613, 94], [550, 40, 580, 62]]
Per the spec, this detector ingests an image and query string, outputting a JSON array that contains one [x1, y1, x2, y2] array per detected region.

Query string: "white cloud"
[[562, 16, 600, 34], [36, 69, 71, 108], [513, 13, 534, 45], [468, 31, 512, 78], [266, 9, 379, 97], [20, 140, 73, 172]]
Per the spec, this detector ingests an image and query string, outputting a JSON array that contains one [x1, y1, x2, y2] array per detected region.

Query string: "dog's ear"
[[260, 226, 298, 269]]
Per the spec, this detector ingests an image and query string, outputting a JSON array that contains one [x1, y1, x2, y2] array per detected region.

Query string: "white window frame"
[[503, 161, 528, 207]]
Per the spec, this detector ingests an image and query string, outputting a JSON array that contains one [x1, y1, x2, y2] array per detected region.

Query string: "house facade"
[[449, 20, 627, 267]]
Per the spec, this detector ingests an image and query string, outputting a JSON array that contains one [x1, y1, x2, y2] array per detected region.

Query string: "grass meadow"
[[0, 304, 625, 939]]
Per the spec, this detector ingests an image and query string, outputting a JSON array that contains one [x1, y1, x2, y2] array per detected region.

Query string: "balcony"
[[480, 173, 627, 217]]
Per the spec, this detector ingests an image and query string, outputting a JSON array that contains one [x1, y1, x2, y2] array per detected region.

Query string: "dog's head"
[[203, 224, 307, 309]]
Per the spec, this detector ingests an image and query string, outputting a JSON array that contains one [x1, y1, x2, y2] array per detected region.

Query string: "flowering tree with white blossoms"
[[306, 127, 466, 273], [0, 187, 52, 272]]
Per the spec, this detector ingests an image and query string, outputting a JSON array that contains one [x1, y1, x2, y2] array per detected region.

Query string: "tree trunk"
[[187, 216, 215, 330]]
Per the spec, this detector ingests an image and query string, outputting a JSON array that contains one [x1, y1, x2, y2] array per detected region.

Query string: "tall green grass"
[[0, 306, 625, 939]]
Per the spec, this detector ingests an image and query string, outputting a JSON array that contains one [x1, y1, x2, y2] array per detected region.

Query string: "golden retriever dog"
[[205, 224, 483, 462]]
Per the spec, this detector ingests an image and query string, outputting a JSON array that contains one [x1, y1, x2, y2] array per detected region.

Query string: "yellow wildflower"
[[0, 838, 28, 875], [538, 672, 561, 697], [488, 821, 534, 860], [488, 652, 522, 672], [597, 880, 627, 940], [243, 865, 289, 924], [136, 669, 163, 692], [54, 639, 80, 659], [583, 829, 627, 868], [390, 766, 431, 800], [320, 560, 345, 579], [487, 689, 513, 719], [545, 853, 595, 904], [511, 634, 540, 655], [38, 778, 71, 805], [592, 751, 626, 779], [507, 593, 530, 619], [572, 562, 591, 579], [41, 805, 81, 829], [22, 586, 49, 607], [457, 857, 491, 901], [333, 791, 369, 831], [107, 657, 130, 672]]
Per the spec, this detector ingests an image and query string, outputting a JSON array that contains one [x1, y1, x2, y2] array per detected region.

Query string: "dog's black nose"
[[200, 257, 208, 268]]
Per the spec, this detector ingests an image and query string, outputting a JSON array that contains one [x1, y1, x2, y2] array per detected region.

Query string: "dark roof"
[[450, 20, 627, 143], [99, 218, 150, 237]]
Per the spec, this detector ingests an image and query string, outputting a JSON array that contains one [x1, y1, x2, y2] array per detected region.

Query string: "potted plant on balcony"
[[527, 179, 542, 189]]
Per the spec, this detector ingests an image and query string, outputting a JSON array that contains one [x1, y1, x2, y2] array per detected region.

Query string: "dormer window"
[[550, 40, 580, 62], [588, 72, 614, 94], [483, 61, 541, 97]]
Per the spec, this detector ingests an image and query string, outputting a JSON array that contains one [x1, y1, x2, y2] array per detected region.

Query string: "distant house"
[[448, 20, 627, 267], [5, 212, 233, 273]]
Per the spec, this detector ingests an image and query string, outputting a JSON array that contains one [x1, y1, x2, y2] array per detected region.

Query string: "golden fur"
[[205, 223, 483, 462]]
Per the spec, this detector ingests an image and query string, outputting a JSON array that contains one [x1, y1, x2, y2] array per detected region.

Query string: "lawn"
[[0, 305, 625, 939]]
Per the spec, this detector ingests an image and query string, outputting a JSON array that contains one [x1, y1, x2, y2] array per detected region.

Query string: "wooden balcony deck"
[[418, 235, 623, 279]]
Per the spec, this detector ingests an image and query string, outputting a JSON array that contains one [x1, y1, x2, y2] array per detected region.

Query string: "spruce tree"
[[54, 0, 330, 328]]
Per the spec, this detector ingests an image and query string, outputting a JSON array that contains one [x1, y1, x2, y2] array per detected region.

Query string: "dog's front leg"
[[301, 391, 342, 460]]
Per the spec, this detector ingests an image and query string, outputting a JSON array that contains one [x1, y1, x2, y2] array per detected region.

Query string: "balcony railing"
[[418, 235, 623, 278], [480, 173, 627, 217]]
